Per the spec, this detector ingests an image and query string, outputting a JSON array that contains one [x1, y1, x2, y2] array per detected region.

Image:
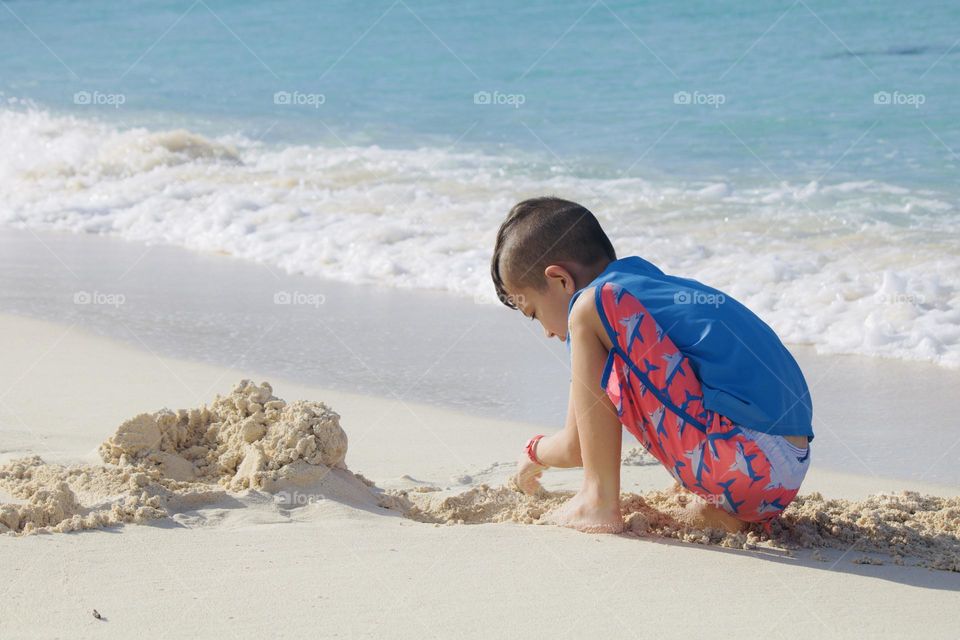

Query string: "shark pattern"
[[612, 283, 628, 304], [676, 390, 703, 436], [729, 441, 765, 485], [682, 441, 711, 489], [674, 415, 687, 437], [640, 358, 660, 377], [655, 323, 666, 343], [594, 280, 808, 525], [705, 429, 741, 457], [668, 456, 686, 485], [649, 406, 667, 439], [612, 386, 623, 417], [660, 350, 686, 387], [716, 478, 745, 514], [618, 312, 645, 352], [757, 497, 787, 515]]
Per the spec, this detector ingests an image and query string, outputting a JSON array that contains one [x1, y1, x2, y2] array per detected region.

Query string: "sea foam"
[[1, 106, 957, 368]]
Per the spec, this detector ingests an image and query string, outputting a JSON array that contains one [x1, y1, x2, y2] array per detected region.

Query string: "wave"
[[1, 106, 958, 368]]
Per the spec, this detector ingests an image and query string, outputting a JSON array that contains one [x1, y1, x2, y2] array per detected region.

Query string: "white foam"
[[1, 105, 958, 368]]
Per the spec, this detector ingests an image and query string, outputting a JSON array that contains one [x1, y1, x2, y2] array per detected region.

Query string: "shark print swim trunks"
[[593, 282, 811, 531]]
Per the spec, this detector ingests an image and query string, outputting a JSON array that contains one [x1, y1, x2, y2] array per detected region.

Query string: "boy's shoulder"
[[569, 285, 598, 317], [569, 285, 604, 331], [569, 285, 617, 351]]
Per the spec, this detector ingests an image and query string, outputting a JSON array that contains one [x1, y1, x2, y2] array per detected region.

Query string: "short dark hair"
[[491, 196, 616, 310]]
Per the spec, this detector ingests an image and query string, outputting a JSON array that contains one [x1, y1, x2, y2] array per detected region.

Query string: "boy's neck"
[[573, 257, 613, 290]]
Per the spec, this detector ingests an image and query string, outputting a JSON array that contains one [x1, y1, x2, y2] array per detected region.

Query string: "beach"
[[2, 226, 959, 638], [2, 1, 959, 636], [1, 309, 959, 639], [2, 112, 959, 632]]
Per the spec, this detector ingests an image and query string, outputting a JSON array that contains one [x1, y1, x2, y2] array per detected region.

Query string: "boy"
[[492, 196, 813, 535]]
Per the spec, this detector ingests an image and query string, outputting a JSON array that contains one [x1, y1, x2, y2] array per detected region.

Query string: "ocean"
[[1, 0, 958, 367]]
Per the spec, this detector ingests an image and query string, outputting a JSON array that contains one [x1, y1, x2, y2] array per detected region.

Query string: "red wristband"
[[524, 434, 548, 467]]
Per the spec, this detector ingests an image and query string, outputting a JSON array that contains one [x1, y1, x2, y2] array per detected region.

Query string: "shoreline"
[[2, 227, 959, 485], [1, 311, 955, 500]]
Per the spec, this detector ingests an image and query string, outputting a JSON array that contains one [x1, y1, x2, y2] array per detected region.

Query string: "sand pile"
[[3, 380, 958, 573], [98, 379, 348, 490], [0, 380, 383, 535], [0, 455, 218, 535], [391, 476, 570, 526], [390, 482, 960, 572]]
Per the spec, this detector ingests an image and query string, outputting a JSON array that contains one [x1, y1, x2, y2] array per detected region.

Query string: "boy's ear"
[[543, 264, 576, 293], [542, 264, 559, 286]]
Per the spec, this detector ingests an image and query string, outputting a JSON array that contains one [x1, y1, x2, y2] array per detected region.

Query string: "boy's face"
[[505, 264, 577, 341]]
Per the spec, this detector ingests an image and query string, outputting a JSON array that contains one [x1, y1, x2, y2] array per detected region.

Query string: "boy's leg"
[[544, 294, 624, 533]]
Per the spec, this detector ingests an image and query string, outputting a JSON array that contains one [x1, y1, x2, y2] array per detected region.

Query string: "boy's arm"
[[514, 380, 581, 494], [530, 382, 583, 468], [524, 286, 614, 469], [514, 288, 619, 493]]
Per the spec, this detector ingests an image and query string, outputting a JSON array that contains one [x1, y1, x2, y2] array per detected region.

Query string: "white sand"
[[1, 313, 958, 639]]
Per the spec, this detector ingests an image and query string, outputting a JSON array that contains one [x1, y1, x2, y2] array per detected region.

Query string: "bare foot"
[[542, 489, 624, 534], [677, 499, 748, 533]]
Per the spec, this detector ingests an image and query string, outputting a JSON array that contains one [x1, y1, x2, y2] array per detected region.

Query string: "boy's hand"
[[515, 453, 546, 495]]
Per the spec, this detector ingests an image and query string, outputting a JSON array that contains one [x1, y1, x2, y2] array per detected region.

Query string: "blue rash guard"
[[566, 256, 814, 442]]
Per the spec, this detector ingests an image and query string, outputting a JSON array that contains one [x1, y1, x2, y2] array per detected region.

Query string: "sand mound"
[[98, 379, 348, 489], [0, 380, 385, 535], [0, 455, 219, 535], [389, 482, 960, 572], [392, 477, 569, 526]]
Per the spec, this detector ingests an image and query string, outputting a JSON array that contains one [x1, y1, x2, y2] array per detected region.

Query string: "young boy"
[[492, 196, 813, 535]]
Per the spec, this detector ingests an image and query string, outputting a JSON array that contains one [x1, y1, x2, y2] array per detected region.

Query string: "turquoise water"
[[3, 0, 958, 185], [1, 0, 959, 368]]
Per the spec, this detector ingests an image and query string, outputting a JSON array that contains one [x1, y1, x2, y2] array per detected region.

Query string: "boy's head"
[[491, 196, 616, 341]]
